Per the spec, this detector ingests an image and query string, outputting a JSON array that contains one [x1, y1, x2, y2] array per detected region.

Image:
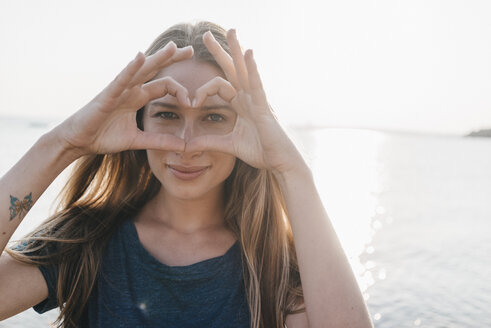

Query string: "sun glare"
[[294, 127, 387, 293]]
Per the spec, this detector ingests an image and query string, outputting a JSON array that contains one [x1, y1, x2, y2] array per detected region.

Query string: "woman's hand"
[[186, 30, 305, 174], [54, 41, 193, 157]]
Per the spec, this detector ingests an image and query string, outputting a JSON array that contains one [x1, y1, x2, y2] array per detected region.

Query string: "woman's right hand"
[[54, 41, 193, 158]]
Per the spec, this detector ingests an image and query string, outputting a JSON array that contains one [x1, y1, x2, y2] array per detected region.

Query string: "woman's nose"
[[174, 120, 203, 157], [176, 120, 196, 142]]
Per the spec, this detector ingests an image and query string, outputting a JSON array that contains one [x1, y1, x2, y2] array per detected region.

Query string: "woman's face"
[[143, 59, 237, 201]]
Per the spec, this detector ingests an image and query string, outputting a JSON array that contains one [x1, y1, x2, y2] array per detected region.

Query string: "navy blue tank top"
[[32, 218, 251, 327]]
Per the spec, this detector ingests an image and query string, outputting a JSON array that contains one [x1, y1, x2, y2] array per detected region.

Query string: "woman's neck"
[[138, 187, 227, 234]]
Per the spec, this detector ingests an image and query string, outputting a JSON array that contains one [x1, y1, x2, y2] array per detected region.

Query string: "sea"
[[0, 117, 490, 327]]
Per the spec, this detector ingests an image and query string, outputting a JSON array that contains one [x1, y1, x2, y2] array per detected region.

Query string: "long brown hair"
[[7, 21, 304, 328]]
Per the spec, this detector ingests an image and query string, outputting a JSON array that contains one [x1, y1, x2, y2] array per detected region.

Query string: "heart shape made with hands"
[[145, 28, 289, 171], [149, 73, 272, 170], [149, 75, 239, 139]]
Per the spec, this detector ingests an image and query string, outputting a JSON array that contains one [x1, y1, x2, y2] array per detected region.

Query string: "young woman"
[[0, 22, 373, 328]]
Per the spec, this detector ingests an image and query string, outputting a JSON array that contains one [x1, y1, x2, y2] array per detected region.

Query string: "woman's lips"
[[167, 165, 209, 180]]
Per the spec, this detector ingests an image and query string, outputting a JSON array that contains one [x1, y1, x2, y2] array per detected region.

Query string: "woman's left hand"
[[186, 29, 305, 174]]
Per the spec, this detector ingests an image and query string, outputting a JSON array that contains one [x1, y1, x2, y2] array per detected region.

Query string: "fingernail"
[[165, 41, 176, 49], [209, 30, 217, 39]]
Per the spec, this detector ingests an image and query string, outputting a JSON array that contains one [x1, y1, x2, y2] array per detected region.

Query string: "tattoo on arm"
[[9, 192, 33, 221]]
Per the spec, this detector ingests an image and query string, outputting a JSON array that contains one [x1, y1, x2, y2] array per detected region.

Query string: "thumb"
[[131, 131, 185, 152], [186, 134, 234, 155]]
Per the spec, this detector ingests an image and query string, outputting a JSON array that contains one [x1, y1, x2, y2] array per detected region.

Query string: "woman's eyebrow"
[[149, 101, 178, 109], [202, 105, 233, 111], [150, 101, 233, 111]]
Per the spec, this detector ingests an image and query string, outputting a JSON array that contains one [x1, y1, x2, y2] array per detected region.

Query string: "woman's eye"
[[158, 112, 178, 120], [206, 114, 225, 122]]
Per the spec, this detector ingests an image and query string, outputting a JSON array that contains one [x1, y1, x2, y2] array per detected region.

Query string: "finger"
[[244, 49, 263, 91], [203, 31, 240, 88], [105, 52, 145, 99], [142, 77, 191, 107], [227, 29, 250, 91], [137, 46, 194, 87], [128, 42, 193, 86], [128, 41, 177, 86], [162, 45, 194, 67], [192, 77, 237, 108], [141, 45, 194, 84], [244, 49, 269, 105], [230, 92, 253, 116], [185, 134, 234, 155], [131, 131, 186, 151]]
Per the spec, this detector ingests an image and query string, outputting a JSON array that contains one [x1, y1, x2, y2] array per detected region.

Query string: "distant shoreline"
[[467, 129, 491, 138], [0, 116, 484, 138]]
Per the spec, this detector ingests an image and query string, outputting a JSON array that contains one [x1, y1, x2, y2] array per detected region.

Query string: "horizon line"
[[0, 114, 484, 138]]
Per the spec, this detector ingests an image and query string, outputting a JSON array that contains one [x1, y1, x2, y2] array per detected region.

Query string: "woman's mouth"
[[166, 164, 209, 180]]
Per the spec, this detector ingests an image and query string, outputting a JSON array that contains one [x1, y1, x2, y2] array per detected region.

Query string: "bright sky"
[[1, 0, 490, 135]]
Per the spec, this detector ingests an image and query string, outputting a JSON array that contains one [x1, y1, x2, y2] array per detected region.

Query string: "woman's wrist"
[[42, 127, 84, 167], [272, 158, 314, 192]]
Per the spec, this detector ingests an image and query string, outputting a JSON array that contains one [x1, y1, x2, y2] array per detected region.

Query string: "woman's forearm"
[[274, 163, 373, 328], [0, 128, 79, 254]]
